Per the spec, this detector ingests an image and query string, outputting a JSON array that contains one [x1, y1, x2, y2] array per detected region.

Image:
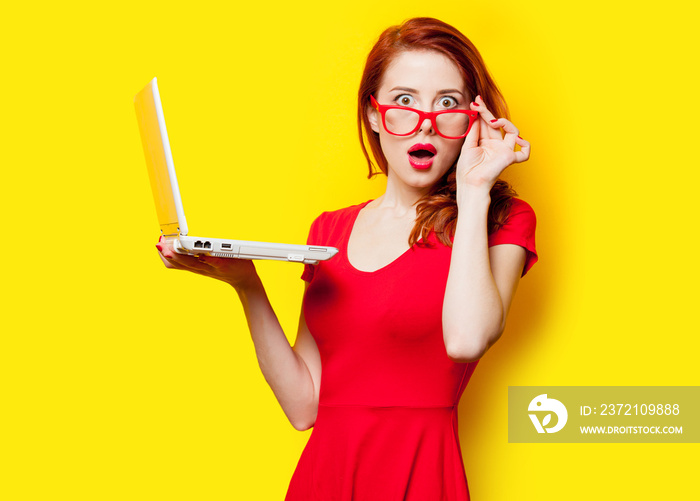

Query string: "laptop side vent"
[[211, 252, 237, 258]]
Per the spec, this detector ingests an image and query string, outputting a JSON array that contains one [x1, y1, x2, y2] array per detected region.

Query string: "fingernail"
[[518, 135, 523, 139], [158, 235, 163, 243], [156, 244, 163, 252], [472, 101, 479, 107], [490, 119, 499, 123]]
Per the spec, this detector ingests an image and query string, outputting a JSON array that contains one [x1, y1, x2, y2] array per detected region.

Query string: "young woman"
[[157, 17, 537, 501]]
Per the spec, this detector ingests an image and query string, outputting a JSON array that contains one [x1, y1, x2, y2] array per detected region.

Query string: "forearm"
[[235, 277, 317, 429], [443, 187, 504, 362]]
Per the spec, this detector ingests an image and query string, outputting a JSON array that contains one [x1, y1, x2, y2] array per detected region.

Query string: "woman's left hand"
[[456, 95, 530, 191]]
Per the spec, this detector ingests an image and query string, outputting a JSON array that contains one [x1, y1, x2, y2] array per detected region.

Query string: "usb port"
[[221, 243, 232, 250]]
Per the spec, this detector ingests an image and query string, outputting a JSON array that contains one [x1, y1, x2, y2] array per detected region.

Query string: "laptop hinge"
[[160, 222, 183, 238]]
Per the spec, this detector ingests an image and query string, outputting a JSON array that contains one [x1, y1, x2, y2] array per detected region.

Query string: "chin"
[[411, 163, 452, 181], [404, 170, 445, 190], [387, 156, 452, 192]]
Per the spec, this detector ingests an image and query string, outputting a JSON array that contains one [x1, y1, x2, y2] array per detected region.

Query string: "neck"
[[375, 173, 432, 211]]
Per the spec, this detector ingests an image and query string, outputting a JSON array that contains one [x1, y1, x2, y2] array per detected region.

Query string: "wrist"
[[230, 270, 263, 294], [456, 184, 491, 209]]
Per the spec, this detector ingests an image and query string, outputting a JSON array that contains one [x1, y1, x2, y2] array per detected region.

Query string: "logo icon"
[[528, 394, 568, 433]]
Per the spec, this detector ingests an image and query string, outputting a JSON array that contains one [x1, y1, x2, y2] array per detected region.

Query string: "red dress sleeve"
[[487, 198, 538, 276]]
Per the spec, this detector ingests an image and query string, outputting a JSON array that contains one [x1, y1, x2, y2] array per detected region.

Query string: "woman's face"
[[368, 49, 470, 192]]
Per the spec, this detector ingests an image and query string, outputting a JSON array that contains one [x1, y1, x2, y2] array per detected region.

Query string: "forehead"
[[379, 49, 466, 93]]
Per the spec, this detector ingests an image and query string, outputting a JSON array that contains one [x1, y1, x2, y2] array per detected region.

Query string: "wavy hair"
[[357, 17, 516, 246]]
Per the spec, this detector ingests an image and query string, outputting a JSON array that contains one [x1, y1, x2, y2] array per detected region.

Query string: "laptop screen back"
[[134, 78, 188, 237]]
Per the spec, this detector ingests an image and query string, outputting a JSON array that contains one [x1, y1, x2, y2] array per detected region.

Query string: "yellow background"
[[2, 0, 698, 499]]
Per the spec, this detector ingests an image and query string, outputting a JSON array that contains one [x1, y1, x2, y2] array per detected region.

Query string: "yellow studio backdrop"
[[1, 0, 698, 499]]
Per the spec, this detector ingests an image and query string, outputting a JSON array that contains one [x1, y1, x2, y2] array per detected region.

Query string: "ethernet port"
[[194, 241, 204, 249], [204, 241, 212, 249]]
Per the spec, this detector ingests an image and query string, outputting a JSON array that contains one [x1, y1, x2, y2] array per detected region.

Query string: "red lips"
[[408, 143, 437, 155], [408, 143, 436, 170]]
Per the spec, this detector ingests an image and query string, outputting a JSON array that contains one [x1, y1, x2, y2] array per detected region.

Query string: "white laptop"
[[134, 78, 338, 265]]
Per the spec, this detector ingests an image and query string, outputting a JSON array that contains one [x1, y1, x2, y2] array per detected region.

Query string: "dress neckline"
[[343, 200, 419, 275]]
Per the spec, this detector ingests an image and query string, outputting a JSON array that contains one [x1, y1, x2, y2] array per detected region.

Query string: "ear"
[[367, 105, 380, 134]]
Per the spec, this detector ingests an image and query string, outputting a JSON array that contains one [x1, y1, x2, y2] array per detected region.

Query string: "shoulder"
[[312, 200, 373, 223], [488, 197, 538, 276], [508, 197, 536, 219], [301, 201, 371, 283], [503, 198, 536, 232], [307, 200, 372, 240]]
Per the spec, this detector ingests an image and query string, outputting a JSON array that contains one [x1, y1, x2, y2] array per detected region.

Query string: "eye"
[[394, 94, 416, 107], [438, 96, 459, 109]]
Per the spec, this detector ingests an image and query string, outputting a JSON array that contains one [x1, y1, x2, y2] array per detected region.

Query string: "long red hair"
[[357, 17, 516, 246]]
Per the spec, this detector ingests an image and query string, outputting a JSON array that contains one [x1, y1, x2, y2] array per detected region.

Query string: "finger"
[[157, 248, 176, 269], [196, 253, 231, 268], [172, 255, 218, 276], [472, 95, 503, 140], [464, 101, 480, 148], [513, 135, 531, 163], [168, 251, 214, 273], [158, 240, 215, 274], [155, 237, 176, 269], [489, 117, 521, 150]]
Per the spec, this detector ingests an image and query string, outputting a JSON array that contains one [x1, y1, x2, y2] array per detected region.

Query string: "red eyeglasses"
[[370, 95, 478, 139]]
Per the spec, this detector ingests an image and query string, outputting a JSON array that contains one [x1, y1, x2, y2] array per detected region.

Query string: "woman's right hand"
[[157, 235, 320, 430], [155, 237, 259, 290]]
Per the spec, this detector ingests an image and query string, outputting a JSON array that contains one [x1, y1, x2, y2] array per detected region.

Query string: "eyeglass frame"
[[370, 95, 479, 140]]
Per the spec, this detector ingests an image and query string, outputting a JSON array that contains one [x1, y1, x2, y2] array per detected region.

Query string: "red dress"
[[286, 199, 537, 501]]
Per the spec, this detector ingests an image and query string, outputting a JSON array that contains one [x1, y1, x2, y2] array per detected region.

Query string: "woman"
[[157, 17, 537, 501]]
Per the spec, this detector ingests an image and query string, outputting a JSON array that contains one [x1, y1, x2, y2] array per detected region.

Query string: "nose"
[[418, 116, 434, 135]]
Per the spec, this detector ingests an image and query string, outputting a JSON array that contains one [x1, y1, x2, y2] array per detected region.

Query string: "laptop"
[[134, 78, 338, 265]]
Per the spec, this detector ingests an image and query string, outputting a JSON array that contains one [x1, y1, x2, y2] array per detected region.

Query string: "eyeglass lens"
[[384, 108, 471, 137]]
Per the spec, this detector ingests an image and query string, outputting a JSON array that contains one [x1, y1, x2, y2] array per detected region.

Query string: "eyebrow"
[[388, 86, 466, 96], [389, 86, 419, 93]]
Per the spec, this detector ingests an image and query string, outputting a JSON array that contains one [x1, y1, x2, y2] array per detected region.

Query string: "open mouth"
[[410, 149, 435, 160], [408, 143, 436, 169]]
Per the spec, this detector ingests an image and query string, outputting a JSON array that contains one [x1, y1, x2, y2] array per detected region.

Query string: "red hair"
[[357, 17, 516, 246]]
